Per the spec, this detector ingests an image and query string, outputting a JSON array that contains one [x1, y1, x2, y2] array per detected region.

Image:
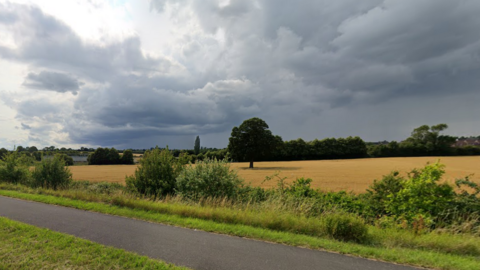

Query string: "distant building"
[[452, 138, 480, 147]]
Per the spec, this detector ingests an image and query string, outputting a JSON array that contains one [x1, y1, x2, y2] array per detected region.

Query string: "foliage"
[[176, 158, 244, 200], [366, 171, 404, 216], [269, 136, 367, 161], [386, 162, 455, 223], [54, 153, 74, 166], [453, 176, 480, 216], [228, 117, 282, 168], [125, 147, 182, 199], [368, 124, 459, 157], [87, 147, 121, 165], [121, 149, 134, 164], [283, 177, 317, 198], [194, 136, 200, 155], [0, 147, 8, 160], [0, 151, 32, 185], [32, 154, 72, 190], [364, 162, 471, 229]]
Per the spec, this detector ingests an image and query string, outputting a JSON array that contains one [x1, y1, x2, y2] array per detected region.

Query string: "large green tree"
[[228, 117, 281, 168]]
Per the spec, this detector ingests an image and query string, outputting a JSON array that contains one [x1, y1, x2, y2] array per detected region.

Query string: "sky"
[[1, 0, 480, 150]]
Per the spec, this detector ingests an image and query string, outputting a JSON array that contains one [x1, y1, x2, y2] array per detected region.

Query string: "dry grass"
[[70, 156, 480, 193]]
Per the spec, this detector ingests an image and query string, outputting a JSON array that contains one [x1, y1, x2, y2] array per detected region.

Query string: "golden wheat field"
[[69, 156, 480, 193]]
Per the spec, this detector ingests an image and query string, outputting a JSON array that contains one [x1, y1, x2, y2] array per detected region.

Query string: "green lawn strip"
[[1, 190, 478, 270], [0, 217, 188, 270]]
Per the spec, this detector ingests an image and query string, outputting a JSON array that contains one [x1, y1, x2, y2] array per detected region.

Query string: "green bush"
[[32, 154, 72, 190], [323, 213, 369, 243], [125, 147, 182, 199], [284, 177, 316, 198], [387, 162, 455, 223], [0, 151, 31, 185], [366, 171, 404, 216], [54, 153, 74, 166], [176, 159, 244, 200]]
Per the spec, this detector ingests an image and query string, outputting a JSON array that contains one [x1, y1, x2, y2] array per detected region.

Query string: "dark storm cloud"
[[23, 71, 82, 94], [2, 1, 480, 147], [65, 77, 262, 145]]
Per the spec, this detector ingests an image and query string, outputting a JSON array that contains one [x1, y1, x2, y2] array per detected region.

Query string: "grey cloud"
[[72, 77, 261, 132], [3, 1, 480, 148], [23, 71, 82, 94], [0, 6, 17, 23], [0, 3, 174, 82]]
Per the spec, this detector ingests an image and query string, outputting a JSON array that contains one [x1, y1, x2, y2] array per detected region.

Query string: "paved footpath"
[[0, 196, 421, 270]]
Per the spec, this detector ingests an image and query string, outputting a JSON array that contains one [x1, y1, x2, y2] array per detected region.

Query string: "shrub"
[[323, 212, 369, 243], [0, 151, 31, 185], [366, 171, 404, 216], [32, 154, 72, 190], [284, 177, 316, 198], [451, 176, 480, 221], [125, 147, 182, 199], [387, 162, 455, 223], [176, 158, 244, 200], [55, 153, 74, 166]]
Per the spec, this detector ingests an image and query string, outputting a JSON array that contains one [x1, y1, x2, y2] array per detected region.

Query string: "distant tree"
[[0, 148, 8, 160], [88, 147, 128, 165], [194, 136, 200, 155], [28, 146, 38, 152], [228, 117, 281, 168], [16, 146, 25, 152], [121, 149, 134, 164], [106, 148, 120, 164], [404, 124, 456, 154], [43, 146, 56, 151]]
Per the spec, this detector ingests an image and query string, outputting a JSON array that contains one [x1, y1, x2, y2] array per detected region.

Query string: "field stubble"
[[69, 156, 480, 193]]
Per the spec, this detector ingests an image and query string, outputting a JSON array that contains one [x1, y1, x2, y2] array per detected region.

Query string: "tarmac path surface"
[[0, 196, 421, 270]]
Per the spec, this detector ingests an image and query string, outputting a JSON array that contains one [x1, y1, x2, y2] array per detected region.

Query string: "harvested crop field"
[[70, 156, 480, 193]]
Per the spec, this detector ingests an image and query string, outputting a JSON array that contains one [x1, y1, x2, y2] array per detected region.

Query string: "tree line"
[[1, 119, 479, 167], [87, 148, 134, 165], [367, 124, 480, 157], [225, 118, 480, 167]]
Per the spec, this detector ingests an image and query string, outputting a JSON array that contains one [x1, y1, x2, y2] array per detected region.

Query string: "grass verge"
[[0, 217, 188, 270], [1, 189, 479, 270]]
